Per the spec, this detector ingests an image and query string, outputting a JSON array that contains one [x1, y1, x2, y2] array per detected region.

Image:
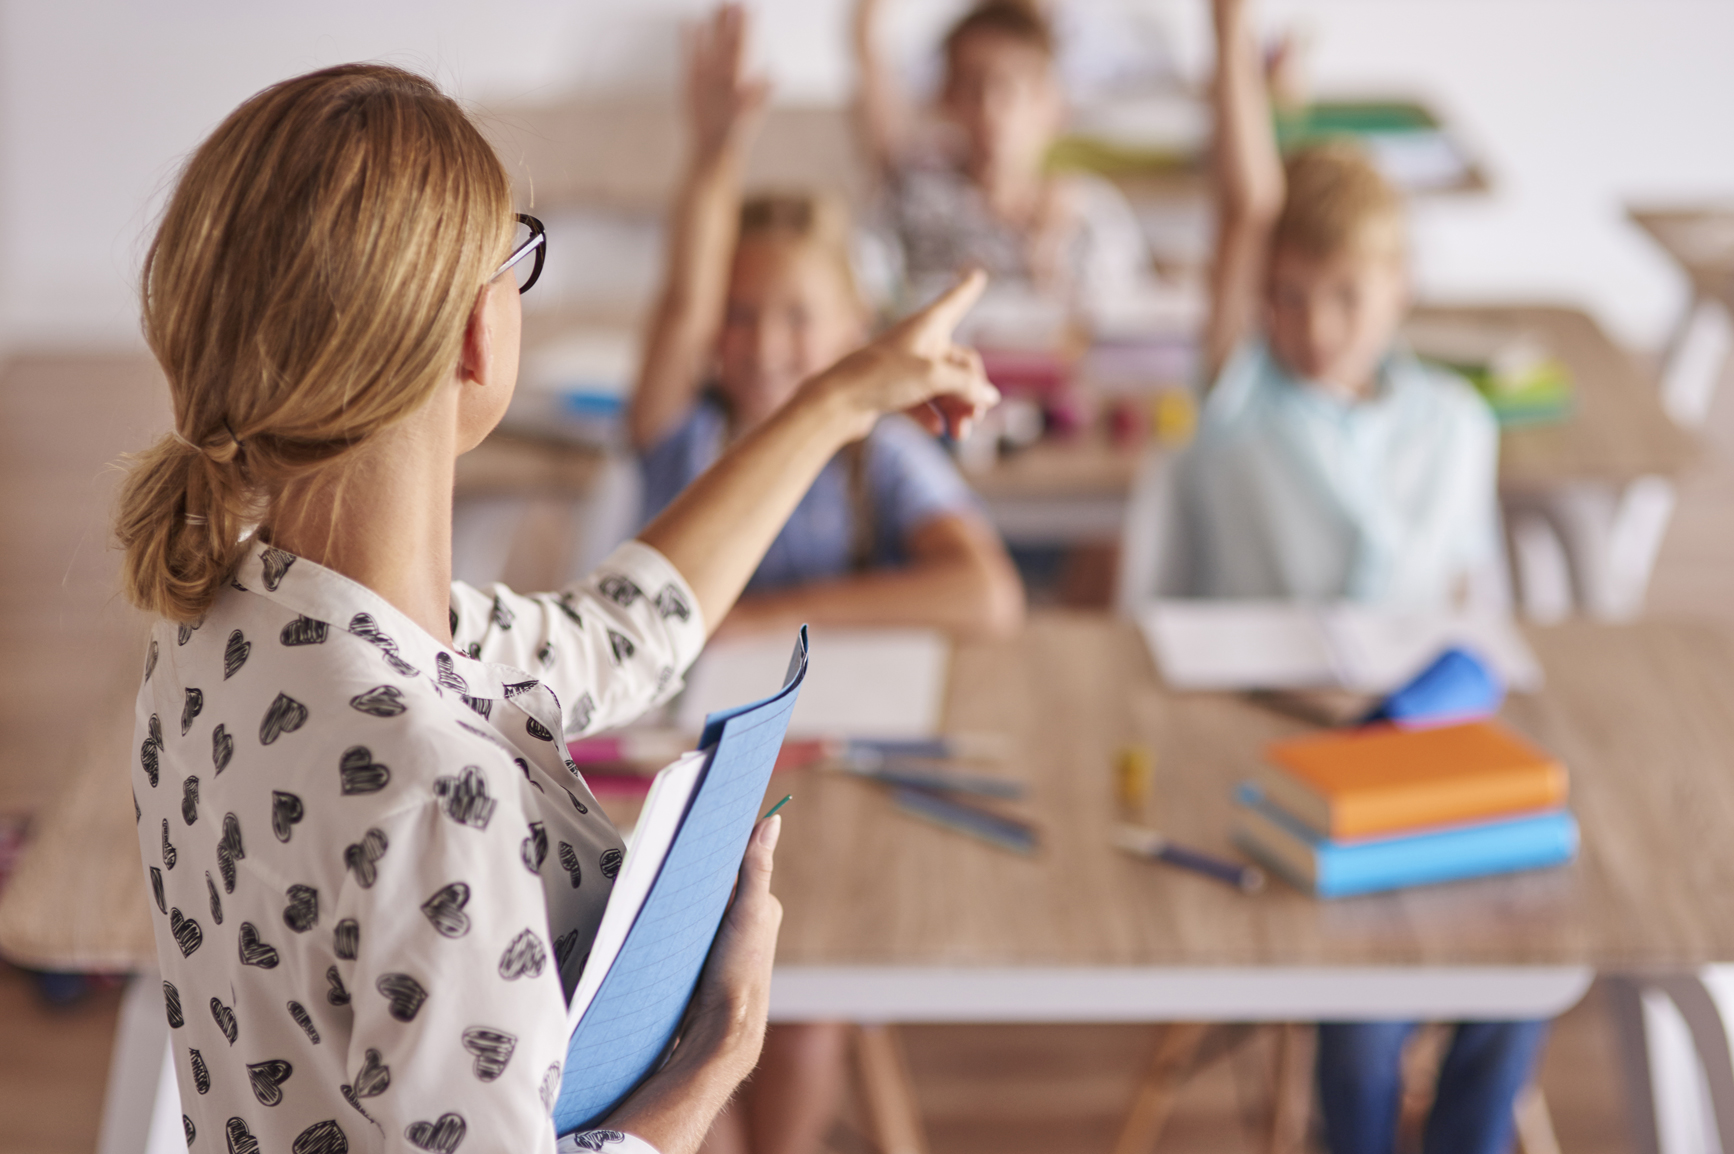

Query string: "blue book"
[[1233, 783, 1578, 899], [552, 627, 809, 1135]]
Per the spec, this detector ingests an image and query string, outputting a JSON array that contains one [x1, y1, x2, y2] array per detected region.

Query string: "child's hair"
[[943, 0, 1056, 68], [1272, 141, 1407, 262], [116, 63, 515, 623], [736, 191, 864, 313]]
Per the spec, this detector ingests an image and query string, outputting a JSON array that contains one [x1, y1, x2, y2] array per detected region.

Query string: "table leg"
[[1266, 1024, 1314, 1154], [855, 1024, 929, 1154], [1111, 1022, 1211, 1154], [1514, 1084, 1562, 1154]]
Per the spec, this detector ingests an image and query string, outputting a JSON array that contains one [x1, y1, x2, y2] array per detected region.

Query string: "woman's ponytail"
[[116, 429, 261, 622]]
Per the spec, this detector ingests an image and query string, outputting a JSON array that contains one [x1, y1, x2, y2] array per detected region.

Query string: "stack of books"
[[1233, 720, 1579, 898]]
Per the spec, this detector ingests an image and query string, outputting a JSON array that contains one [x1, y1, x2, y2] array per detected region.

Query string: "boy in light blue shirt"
[[1177, 338, 1501, 606], [1173, 3, 1542, 1153]]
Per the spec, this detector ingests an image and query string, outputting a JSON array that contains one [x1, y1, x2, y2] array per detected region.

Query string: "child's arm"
[[1204, 0, 1286, 384], [715, 512, 1027, 640], [628, 4, 770, 451], [851, 0, 912, 174]]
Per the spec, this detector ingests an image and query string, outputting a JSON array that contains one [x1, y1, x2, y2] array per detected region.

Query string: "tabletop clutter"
[[568, 618, 1580, 904]]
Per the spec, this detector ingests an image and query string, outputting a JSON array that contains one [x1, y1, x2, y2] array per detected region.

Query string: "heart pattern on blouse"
[[459, 1025, 516, 1082], [496, 929, 546, 981], [404, 1112, 466, 1153], [217, 812, 244, 892], [212, 724, 234, 774], [342, 828, 388, 888], [279, 615, 328, 646], [348, 685, 406, 718], [291, 1120, 348, 1154], [375, 972, 428, 1023], [246, 1058, 293, 1106], [338, 746, 390, 795], [210, 995, 238, 1044], [286, 1000, 320, 1045], [259, 692, 309, 745], [223, 629, 250, 679], [169, 907, 202, 957], [333, 918, 359, 961], [420, 882, 470, 938], [237, 921, 280, 969], [270, 790, 304, 842], [283, 884, 319, 933]]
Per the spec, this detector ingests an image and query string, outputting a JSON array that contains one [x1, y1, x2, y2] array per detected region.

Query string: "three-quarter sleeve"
[[451, 540, 706, 737]]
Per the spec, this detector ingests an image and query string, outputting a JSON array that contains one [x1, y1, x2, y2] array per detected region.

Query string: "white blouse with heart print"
[[132, 537, 706, 1154]]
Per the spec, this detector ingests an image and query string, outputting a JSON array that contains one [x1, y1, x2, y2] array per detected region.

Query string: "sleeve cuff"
[[556, 1129, 664, 1154], [597, 539, 707, 670]]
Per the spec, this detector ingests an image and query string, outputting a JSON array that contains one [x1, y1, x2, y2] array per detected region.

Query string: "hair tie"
[[169, 423, 244, 459], [184, 514, 208, 526]]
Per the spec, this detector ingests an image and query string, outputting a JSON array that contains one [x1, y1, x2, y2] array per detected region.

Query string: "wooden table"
[[1409, 305, 1698, 493], [764, 612, 1734, 1023]]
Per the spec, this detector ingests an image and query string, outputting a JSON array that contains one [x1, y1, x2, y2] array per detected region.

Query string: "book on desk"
[[1234, 720, 1579, 898]]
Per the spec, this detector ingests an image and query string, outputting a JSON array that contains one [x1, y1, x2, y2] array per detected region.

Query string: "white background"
[[2, 0, 1732, 352]]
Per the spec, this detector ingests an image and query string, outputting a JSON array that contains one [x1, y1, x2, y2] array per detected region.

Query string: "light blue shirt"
[[1173, 339, 1500, 607], [639, 398, 977, 593]]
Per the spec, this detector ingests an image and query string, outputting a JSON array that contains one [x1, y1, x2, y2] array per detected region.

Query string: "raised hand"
[[685, 3, 772, 165], [810, 270, 1000, 441]]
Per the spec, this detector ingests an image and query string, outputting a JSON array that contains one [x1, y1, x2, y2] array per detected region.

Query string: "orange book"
[[1259, 720, 1568, 840]]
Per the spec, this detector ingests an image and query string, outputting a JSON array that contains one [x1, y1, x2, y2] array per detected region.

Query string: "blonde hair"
[[1273, 141, 1406, 262], [116, 63, 514, 623], [736, 191, 864, 314]]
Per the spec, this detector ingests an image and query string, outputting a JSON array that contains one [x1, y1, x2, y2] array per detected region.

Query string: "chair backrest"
[[1113, 446, 1190, 618]]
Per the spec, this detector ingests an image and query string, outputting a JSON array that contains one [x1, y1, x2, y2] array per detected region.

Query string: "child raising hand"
[[631, 3, 1025, 644]]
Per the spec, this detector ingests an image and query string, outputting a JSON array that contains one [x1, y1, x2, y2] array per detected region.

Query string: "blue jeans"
[[1316, 1020, 1551, 1154]]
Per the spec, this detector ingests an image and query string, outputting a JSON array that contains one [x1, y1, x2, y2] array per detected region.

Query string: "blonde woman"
[[117, 64, 994, 1154]]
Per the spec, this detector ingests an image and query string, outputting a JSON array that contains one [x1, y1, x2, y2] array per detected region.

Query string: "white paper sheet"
[[1138, 600, 1544, 694], [676, 628, 949, 739], [565, 749, 708, 1030]]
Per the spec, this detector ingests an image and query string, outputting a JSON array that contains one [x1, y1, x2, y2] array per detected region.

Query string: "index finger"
[[899, 269, 988, 341]]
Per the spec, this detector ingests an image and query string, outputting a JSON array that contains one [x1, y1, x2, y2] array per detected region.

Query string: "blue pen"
[[1113, 824, 1265, 893]]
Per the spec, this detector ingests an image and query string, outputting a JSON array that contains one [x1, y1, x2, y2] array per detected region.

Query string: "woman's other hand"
[[599, 816, 783, 1154], [808, 270, 1000, 442], [686, 3, 771, 166]]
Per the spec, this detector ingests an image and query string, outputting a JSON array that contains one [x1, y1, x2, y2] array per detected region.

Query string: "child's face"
[[942, 32, 1063, 180], [1265, 243, 1409, 398], [717, 238, 866, 426]]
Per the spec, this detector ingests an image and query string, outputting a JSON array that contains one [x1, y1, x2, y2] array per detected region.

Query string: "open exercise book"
[[551, 626, 809, 1138], [1139, 600, 1543, 694]]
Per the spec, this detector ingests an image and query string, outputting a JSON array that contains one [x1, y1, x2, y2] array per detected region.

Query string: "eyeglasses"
[[494, 213, 546, 294]]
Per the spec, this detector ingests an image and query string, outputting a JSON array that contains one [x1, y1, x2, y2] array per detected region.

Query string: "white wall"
[[2, 0, 1732, 352]]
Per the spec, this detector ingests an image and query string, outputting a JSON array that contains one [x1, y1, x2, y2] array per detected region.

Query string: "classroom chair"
[[1606, 970, 1734, 1154], [1657, 295, 1733, 428]]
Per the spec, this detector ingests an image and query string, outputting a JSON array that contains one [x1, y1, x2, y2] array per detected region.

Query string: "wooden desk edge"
[[767, 964, 1594, 1023]]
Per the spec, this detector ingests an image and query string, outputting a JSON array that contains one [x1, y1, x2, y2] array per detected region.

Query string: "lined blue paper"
[[553, 627, 808, 1134]]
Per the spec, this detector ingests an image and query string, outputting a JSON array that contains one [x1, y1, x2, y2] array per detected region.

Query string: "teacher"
[[115, 63, 994, 1154]]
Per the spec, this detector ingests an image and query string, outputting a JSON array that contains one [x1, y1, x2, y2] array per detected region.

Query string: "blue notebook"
[[552, 626, 809, 1135], [1233, 783, 1578, 899]]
